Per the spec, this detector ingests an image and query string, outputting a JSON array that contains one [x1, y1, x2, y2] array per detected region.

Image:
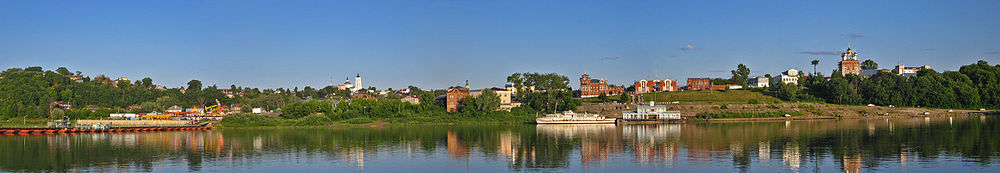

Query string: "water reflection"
[[1, 116, 999, 172]]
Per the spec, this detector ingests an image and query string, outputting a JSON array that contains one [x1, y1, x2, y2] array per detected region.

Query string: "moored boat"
[[535, 111, 616, 124]]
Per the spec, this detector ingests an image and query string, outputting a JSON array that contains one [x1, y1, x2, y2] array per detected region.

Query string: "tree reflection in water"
[[1, 116, 998, 172]]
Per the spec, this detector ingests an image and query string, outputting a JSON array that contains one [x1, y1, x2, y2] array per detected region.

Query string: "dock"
[[1, 123, 212, 136]]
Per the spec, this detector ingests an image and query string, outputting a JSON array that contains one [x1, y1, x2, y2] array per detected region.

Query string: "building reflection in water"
[[842, 154, 862, 173], [622, 124, 680, 167], [758, 142, 770, 164], [536, 124, 622, 168], [782, 142, 800, 171], [447, 131, 469, 160], [497, 131, 520, 163], [335, 147, 365, 170]]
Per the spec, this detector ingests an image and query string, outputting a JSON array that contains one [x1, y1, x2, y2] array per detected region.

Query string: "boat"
[[535, 111, 616, 124]]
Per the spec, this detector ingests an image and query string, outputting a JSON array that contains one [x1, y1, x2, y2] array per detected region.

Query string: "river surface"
[[2, 116, 999, 172]]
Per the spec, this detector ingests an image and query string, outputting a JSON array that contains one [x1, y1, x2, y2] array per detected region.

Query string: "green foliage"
[[506, 72, 579, 113], [792, 60, 1000, 109], [294, 114, 334, 126], [861, 59, 879, 70], [281, 100, 334, 119], [619, 94, 631, 103], [219, 113, 281, 127], [767, 104, 780, 109], [0, 66, 321, 120], [719, 104, 728, 109], [748, 99, 759, 104], [461, 89, 501, 113], [730, 64, 751, 86]]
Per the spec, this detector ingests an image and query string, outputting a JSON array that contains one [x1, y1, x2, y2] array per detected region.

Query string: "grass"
[[696, 111, 804, 119], [642, 90, 781, 104], [0, 118, 55, 128]]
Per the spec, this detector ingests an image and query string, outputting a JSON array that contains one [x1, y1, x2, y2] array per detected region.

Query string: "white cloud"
[[680, 44, 695, 50]]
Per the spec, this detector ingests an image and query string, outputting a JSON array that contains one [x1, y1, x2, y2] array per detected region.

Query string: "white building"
[[776, 69, 800, 85], [332, 74, 364, 92], [749, 76, 770, 88], [621, 102, 681, 120], [894, 65, 931, 77], [354, 74, 363, 92]]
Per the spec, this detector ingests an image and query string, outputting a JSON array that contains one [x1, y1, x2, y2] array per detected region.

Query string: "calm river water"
[[2, 116, 999, 172]]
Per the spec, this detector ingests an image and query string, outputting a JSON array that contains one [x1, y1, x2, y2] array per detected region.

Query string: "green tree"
[[187, 80, 202, 91], [50, 108, 65, 119], [730, 64, 751, 86], [770, 82, 799, 101], [811, 59, 819, 75], [619, 93, 631, 103], [861, 59, 879, 70], [56, 67, 72, 75], [141, 77, 153, 88], [597, 94, 608, 102]]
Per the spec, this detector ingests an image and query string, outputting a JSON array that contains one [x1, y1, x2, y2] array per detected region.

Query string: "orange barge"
[[0, 125, 212, 136]]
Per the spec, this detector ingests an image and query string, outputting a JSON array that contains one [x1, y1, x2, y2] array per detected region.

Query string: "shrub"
[[719, 104, 729, 109], [748, 99, 760, 104], [221, 113, 281, 127], [295, 114, 334, 126], [342, 117, 374, 124], [767, 104, 780, 109]]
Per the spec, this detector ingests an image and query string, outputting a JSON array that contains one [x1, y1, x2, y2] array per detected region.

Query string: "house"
[[685, 78, 712, 91], [353, 93, 376, 100], [469, 87, 522, 111], [68, 75, 84, 83], [776, 69, 800, 85], [401, 95, 420, 104], [894, 65, 931, 77], [749, 76, 770, 88], [166, 105, 183, 114], [710, 84, 742, 90], [54, 102, 72, 109], [634, 79, 677, 94], [126, 104, 143, 112], [579, 74, 624, 98], [621, 103, 681, 120], [86, 105, 99, 111], [230, 104, 243, 113], [218, 89, 237, 98], [446, 86, 470, 112]]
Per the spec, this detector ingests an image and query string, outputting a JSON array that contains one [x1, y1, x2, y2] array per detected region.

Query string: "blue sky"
[[1, 0, 998, 90]]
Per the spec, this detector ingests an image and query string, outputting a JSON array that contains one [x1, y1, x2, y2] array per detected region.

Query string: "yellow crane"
[[205, 99, 223, 116]]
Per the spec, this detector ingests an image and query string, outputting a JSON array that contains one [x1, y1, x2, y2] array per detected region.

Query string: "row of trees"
[[1, 66, 584, 121], [770, 60, 1000, 109], [506, 72, 581, 113], [0, 67, 310, 120], [279, 72, 585, 121]]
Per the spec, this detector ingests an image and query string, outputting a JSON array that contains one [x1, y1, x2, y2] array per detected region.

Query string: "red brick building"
[[579, 74, 624, 98], [446, 86, 470, 112], [685, 78, 712, 91], [634, 79, 677, 94]]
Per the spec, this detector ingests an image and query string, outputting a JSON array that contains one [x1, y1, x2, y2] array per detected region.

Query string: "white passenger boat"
[[535, 111, 616, 124]]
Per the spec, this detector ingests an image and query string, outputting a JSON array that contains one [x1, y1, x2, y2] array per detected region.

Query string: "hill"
[[640, 90, 781, 104]]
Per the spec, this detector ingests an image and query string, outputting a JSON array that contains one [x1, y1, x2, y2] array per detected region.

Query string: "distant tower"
[[355, 74, 362, 91], [465, 80, 469, 89]]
